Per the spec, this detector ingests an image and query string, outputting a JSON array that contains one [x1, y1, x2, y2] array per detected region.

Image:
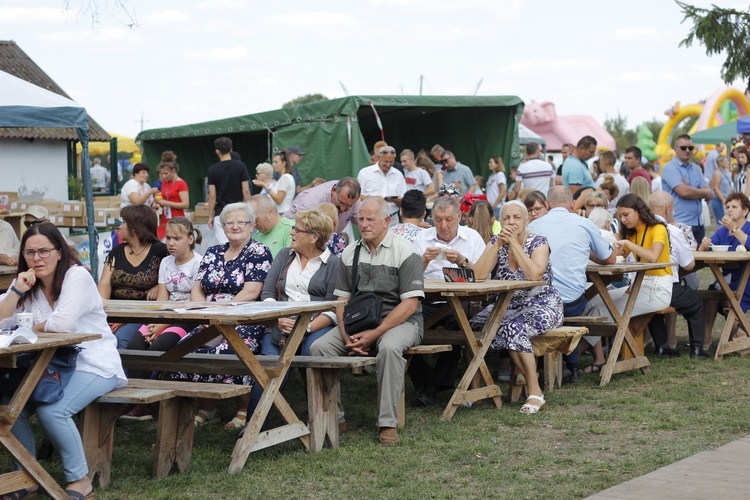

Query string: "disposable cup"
[[16, 313, 33, 329]]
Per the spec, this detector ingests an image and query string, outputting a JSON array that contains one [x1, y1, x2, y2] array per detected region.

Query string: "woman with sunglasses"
[[661, 134, 713, 242], [0, 223, 126, 499]]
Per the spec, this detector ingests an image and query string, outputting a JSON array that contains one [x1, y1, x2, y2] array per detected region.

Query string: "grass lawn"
[[4, 265, 750, 499]]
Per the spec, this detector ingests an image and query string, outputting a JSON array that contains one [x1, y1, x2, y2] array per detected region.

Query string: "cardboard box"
[[37, 200, 63, 215], [194, 203, 211, 218], [105, 209, 121, 226], [55, 215, 87, 227], [62, 201, 84, 217]]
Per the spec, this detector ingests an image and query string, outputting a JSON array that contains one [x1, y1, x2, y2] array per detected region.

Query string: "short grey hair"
[[500, 200, 528, 220], [362, 196, 391, 219], [256, 162, 273, 176], [588, 207, 613, 230], [250, 194, 277, 214], [220, 202, 256, 225], [433, 195, 460, 214]]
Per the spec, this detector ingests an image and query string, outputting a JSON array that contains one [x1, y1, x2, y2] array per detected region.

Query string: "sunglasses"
[[23, 220, 43, 228], [678, 145, 695, 151]]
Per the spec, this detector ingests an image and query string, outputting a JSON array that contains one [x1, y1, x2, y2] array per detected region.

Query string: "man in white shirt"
[[514, 142, 555, 197], [357, 145, 407, 219], [595, 150, 630, 213], [410, 196, 488, 405], [90, 158, 111, 192], [401, 149, 435, 197]]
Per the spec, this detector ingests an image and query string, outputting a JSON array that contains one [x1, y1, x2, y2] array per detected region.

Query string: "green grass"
[[4, 264, 750, 499]]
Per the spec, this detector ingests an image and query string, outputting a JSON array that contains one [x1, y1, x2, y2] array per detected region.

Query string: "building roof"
[[0, 40, 110, 142]]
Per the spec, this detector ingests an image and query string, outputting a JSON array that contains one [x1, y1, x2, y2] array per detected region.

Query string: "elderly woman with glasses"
[[252, 162, 276, 197], [583, 191, 610, 217], [172, 202, 273, 430]]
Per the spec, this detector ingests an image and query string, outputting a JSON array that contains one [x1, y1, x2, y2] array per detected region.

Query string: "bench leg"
[[306, 368, 342, 452], [81, 403, 119, 489], [153, 398, 196, 478]]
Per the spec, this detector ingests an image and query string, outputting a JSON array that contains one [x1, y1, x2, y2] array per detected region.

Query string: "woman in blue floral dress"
[[472, 200, 563, 414], [172, 202, 272, 430]]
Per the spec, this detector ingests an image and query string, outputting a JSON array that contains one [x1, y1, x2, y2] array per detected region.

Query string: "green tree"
[[604, 112, 638, 151], [677, 1, 750, 91], [282, 93, 329, 109]]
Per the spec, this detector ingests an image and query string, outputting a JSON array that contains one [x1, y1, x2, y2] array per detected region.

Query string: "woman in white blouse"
[[268, 150, 296, 213], [120, 162, 159, 208], [0, 223, 126, 499]]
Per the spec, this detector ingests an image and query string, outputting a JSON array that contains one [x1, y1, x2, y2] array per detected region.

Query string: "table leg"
[[706, 263, 750, 360], [441, 292, 510, 421], [306, 367, 343, 451], [225, 313, 313, 474]]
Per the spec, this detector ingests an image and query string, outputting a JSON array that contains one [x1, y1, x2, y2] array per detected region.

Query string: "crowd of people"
[[4, 132, 750, 498]]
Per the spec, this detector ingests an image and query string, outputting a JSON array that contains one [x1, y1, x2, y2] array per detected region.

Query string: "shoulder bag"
[[342, 242, 383, 334]]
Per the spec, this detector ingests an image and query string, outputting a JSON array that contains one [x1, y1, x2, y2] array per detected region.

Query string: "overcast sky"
[[1, 0, 746, 139]]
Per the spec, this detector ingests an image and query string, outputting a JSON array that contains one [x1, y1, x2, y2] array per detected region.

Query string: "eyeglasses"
[[291, 226, 311, 234], [23, 247, 59, 259], [587, 204, 606, 209], [23, 220, 44, 228], [378, 147, 396, 155], [222, 220, 251, 228], [678, 145, 695, 151], [528, 206, 545, 215]]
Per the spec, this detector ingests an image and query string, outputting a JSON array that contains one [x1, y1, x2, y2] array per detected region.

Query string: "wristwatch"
[[459, 258, 469, 269], [306, 323, 313, 334]]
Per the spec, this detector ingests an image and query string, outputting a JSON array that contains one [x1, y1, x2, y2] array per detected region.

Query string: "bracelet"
[[10, 285, 25, 297]]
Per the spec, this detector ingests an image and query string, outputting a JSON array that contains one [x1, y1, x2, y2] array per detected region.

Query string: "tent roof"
[[137, 95, 523, 142], [518, 123, 545, 145], [0, 40, 109, 142], [692, 116, 750, 144]]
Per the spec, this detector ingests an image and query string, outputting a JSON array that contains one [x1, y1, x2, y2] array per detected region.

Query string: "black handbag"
[[343, 243, 383, 334]]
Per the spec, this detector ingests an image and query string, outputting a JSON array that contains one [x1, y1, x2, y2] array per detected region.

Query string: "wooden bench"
[[81, 380, 251, 488], [509, 326, 588, 403], [396, 344, 453, 428], [117, 350, 376, 453], [622, 306, 677, 359]]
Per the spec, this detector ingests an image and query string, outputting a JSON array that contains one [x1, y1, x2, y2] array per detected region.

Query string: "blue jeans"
[[114, 323, 142, 349], [562, 294, 588, 369], [711, 197, 725, 223], [6, 370, 119, 482]]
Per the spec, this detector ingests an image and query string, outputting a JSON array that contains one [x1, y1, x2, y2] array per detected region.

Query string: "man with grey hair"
[[648, 190, 708, 360], [249, 195, 293, 258], [311, 196, 424, 446], [528, 186, 615, 382], [514, 141, 555, 197], [285, 177, 362, 232]]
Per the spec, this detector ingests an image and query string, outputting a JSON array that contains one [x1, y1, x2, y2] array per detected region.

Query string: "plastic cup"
[[16, 313, 33, 329]]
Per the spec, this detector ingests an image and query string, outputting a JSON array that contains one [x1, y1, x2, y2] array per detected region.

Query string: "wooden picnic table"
[[692, 251, 750, 360], [0, 332, 101, 500], [104, 299, 339, 474], [585, 261, 672, 386], [423, 279, 545, 420], [0, 265, 15, 293]]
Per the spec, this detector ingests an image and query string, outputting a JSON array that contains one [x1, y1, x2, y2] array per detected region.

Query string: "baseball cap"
[[24, 205, 49, 220], [287, 145, 305, 156]]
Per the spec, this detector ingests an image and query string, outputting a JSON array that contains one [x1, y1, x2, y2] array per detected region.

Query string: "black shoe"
[[563, 367, 579, 384], [656, 345, 680, 359], [415, 386, 436, 407], [690, 348, 711, 360]]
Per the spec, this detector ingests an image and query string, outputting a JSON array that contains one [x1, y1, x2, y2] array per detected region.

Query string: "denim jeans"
[[114, 323, 142, 349], [6, 370, 119, 482]]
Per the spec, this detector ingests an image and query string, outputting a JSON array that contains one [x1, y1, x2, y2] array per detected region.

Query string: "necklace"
[[129, 243, 150, 256]]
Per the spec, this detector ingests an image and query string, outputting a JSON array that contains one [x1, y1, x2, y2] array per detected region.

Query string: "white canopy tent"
[[0, 69, 98, 278]]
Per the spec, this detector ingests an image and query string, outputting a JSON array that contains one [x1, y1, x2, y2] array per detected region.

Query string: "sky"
[[1, 0, 747, 140]]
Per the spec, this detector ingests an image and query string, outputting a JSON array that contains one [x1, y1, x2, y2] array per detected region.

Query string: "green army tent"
[[692, 116, 750, 144], [136, 95, 523, 207]]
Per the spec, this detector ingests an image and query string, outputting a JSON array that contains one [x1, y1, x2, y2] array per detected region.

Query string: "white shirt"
[[404, 168, 433, 193], [595, 172, 630, 214], [357, 164, 407, 215], [0, 219, 19, 257], [120, 179, 153, 208], [486, 171, 506, 207], [272, 173, 296, 214], [656, 215, 694, 283], [0, 266, 127, 387], [415, 225, 488, 279], [159, 253, 203, 301]]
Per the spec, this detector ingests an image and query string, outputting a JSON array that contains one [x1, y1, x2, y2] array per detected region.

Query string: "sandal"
[[520, 394, 546, 414], [224, 410, 248, 430], [64, 489, 91, 499], [583, 362, 604, 374], [194, 408, 220, 427]]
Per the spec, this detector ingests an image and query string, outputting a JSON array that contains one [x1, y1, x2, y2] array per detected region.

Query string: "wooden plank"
[[450, 385, 502, 404], [611, 357, 650, 374], [717, 335, 750, 355], [95, 387, 175, 404], [124, 379, 251, 399], [422, 329, 482, 346], [0, 429, 67, 499], [0, 470, 37, 497], [424, 278, 546, 296], [563, 316, 609, 324], [248, 422, 310, 453], [0, 332, 100, 355], [404, 344, 453, 355], [153, 399, 180, 479]]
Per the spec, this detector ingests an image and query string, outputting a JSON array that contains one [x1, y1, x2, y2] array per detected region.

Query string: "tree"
[[676, 1, 750, 91], [604, 112, 638, 152], [282, 94, 329, 109]]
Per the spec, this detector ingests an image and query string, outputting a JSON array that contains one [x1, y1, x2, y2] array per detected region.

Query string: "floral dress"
[[172, 240, 272, 385], [326, 232, 348, 257], [470, 232, 563, 353]]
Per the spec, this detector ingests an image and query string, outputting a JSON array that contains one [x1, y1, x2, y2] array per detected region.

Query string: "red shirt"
[[158, 178, 188, 238], [628, 168, 652, 187]]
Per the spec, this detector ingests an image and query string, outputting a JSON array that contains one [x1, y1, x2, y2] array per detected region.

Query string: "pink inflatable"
[[521, 100, 617, 151]]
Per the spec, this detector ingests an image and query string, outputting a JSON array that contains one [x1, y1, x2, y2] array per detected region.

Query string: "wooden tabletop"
[[0, 332, 101, 355], [0, 265, 15, 276], [586, 261, 673, 275], [105, 300, 342, 325], [424, 278, 546, 296], [693, 250, 750, 263]]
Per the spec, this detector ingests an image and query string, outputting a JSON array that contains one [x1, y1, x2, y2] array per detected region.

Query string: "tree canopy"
[[282, 93, 329, 109], [676, 1, 750, 91]]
